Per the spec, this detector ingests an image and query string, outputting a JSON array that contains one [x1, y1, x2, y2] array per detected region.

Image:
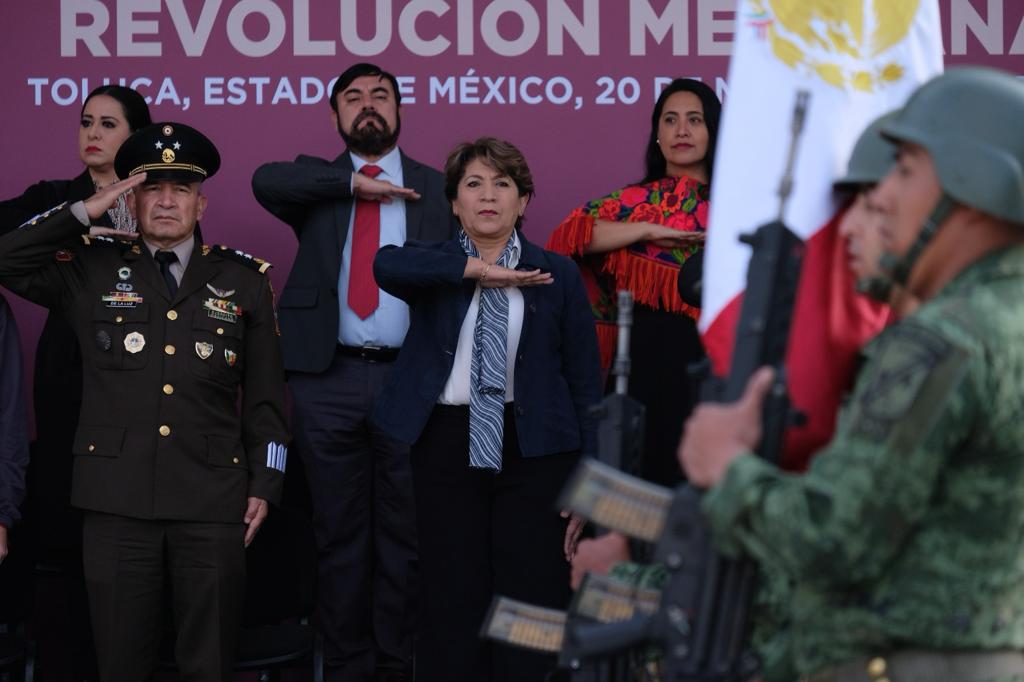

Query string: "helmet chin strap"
[[879, 193, 957, 286], [856, 275, 893, 303]]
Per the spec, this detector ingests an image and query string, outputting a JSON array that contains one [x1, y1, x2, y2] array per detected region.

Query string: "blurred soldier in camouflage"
[[834, 109, 919, 319], [680, 66, 1024, 682]]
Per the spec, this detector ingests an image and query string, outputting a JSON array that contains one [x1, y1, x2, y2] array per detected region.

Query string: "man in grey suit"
[[252, 63, 455, 682]]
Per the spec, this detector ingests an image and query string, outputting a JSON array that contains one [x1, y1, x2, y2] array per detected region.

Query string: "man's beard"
[[338, 110, 401, 157]]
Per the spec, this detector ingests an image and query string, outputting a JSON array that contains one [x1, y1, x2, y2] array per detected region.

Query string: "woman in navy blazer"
[[373, 138, 601, 681]]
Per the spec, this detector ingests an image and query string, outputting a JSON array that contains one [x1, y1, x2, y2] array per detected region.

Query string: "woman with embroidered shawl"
[[547, 78, 720, 493]]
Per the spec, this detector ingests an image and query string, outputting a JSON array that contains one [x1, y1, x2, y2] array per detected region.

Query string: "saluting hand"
[[353, 173, 421, 204], [243, 496, 269, 547], [679, 366, 775, 488], [648, 224, 706, 249], [464, 258, 553, 288], [83, 173, 147, 221], [88, 226, 139, 239], [482, 266, 553, 288]]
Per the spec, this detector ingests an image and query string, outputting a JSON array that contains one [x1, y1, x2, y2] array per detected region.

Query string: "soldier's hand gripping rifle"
[[559, 90, 811, 680]]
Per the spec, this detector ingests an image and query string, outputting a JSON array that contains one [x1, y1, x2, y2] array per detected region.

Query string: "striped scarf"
[[459, 230, 517, 471]]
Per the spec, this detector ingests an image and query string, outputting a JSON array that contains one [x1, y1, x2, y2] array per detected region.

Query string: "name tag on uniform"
[[102, 292, 144, 308]]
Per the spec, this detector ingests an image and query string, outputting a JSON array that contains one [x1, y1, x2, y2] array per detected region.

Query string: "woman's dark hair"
[[641, 78, 721, 185], [82, 85, 152, 132], [443, 137, 535, 202]]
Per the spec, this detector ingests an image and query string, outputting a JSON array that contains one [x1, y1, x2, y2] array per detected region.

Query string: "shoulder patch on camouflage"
[[212, 245, 273, 274], [20, 201, 68, 229], [850, 322, 966, 443]]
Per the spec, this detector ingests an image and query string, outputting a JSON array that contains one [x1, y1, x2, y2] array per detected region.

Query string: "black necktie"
[[154, 250, 179, 297]]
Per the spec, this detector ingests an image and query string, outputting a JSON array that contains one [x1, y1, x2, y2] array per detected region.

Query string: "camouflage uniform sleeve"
[[701, 321, 977, 587], [240, 273, 289, 505]]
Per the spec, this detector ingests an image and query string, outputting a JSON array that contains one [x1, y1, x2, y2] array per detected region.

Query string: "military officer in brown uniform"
[[0, 122, 289, 681]]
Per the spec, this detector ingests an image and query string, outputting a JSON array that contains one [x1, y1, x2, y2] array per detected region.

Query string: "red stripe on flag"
[[701, 207, 889, 470]]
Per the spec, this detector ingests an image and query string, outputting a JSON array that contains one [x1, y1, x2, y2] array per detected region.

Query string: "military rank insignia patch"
[[206, 283, 236, 298], [203, 297, 241, 323], [266, 442, 288, 473], [124, 331, 146, 354], [20, 202, 67, 229], [195, 341, 214, 360], [851, 323, 966, 445], [224, 349, 237, 367]]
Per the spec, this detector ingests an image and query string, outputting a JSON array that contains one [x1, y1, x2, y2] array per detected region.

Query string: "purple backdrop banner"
[[2, 0, 1023, 431]]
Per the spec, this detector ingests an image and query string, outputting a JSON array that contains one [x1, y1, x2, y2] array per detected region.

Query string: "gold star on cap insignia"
[[155, 141, 164, 150], [162, 125, 173, 136]]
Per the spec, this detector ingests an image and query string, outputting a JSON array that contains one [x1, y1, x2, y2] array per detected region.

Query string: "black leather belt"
[[336, 344, 400, 362]]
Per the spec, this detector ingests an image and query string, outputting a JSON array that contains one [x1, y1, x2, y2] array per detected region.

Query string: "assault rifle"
[[559, 90, 811, 680], [593, 290, 646, 476]]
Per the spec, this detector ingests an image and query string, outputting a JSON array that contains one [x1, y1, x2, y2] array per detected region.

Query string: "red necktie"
[[348, 164, 383, 319]]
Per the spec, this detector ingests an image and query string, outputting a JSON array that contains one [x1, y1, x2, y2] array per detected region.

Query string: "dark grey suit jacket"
[[252, 149, 456, 373]]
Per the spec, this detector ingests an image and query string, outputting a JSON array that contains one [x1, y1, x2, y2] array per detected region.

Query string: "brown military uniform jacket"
[[0, 204, 288, 522]]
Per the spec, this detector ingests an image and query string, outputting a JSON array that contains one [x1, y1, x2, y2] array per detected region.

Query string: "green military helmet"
[[881, 67, 1024, 223], [834, 110, 899, 189]]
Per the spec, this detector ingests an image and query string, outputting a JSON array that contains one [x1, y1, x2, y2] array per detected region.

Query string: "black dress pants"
[[412, 404, 577, 682], [82, 511, 245, 682], [289, 354, 417, 681]]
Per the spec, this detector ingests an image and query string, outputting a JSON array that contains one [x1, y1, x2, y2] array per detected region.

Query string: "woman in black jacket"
[[374, 137, 601, 682], [0, 84, 150, 682]]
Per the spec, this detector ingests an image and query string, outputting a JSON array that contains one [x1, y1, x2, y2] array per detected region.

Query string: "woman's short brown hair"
[[443, 137, 535, 202]]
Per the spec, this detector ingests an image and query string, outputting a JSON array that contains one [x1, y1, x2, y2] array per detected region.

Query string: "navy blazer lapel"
[[333, 152, 355, 256], [516, 234, 549, 348], [446, 239, 475, 325], [402, 152, 428, 243]]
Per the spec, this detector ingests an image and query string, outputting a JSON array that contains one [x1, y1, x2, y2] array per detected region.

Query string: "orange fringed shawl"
[[545, 176, 708, 369]]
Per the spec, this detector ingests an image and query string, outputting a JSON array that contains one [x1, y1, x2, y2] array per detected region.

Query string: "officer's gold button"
[[165, 344, 175, 355], [167, 310, 178, 321], [159, 425, 171, 437], [115, 316, 124, 323], [867, 658, 887, 678], [88, 444, 95, 452], [163, 384, 174, 395], [232, 457, 240, 464], [216, 328, 224, 335]]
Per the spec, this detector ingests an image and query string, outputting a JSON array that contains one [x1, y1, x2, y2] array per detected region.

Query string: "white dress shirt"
[[337, 146, 411, 348]]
